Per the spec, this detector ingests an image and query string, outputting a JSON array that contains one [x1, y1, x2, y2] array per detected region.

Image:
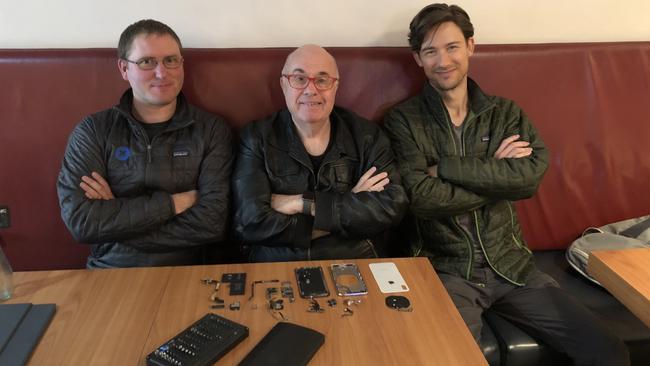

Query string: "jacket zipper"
[[507, 203, 532, 254], [365, 239, 379, 258], [295, 158, 316, 261], [462, 114, 524, 285], [413, 222, 424, 256], [473, 211, 524, 286], [442, 110, 474, 279], [290, 151, 332, 261]]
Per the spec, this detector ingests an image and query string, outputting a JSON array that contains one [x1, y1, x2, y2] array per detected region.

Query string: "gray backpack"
[[566, 214, 650, 285]]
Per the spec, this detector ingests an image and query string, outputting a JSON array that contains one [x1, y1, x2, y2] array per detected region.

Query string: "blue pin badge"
[[115, 146, 131, 161]]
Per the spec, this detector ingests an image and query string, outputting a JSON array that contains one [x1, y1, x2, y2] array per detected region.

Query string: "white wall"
[[1, 0, 648, 48]]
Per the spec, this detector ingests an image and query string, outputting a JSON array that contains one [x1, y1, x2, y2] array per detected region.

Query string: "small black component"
[[307, 298, 324, 313], [211, 304, 225, 309], [265, 287, 278, 300], [221, 273, 246, 296], [327, 299, 337, 307], [249, 279, 280, 301], [269, 298, 284, 311], [281, 281, 295, 302], [229, 301, 241, 311], [146, 313, 248, 366]]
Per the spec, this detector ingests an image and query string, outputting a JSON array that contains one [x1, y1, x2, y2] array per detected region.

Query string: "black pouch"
[[238, 321, 324, 366]]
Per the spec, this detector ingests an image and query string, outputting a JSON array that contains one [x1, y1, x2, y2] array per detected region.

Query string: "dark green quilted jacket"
[[384, 79, 548, 285]]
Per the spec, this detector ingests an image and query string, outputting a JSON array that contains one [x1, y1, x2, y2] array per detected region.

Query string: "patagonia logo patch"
[[173, 149, 190, 157], [481, 136, 490, 142], [114, 146, 131, 161]]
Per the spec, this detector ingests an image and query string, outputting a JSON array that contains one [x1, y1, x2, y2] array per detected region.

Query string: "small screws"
[[210, 292, 224, 303], [200, 277, 217, 285], [307, 298, 324, 313], [344, 299, 362, 307]]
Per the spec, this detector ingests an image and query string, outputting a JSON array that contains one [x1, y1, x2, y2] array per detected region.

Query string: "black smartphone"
[[295, 266, 329, 298]]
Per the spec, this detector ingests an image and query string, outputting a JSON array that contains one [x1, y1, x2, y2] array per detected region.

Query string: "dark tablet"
[[238, 322, 325, 366]]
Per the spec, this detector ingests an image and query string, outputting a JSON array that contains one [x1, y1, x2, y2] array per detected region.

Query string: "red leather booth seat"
[[2, 43, 650, 270]]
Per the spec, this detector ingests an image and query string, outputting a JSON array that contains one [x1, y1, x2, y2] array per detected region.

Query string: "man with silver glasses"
[[232, 44, 408, 262], [57, 19, 233, 268]]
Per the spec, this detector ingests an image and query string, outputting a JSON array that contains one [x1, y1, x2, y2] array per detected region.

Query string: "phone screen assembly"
[[295, 266, 329, 298], [330, 263, 368, 296]]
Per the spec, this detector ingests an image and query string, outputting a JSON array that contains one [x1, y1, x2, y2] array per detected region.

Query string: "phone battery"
[[221, 273, 247, 296]]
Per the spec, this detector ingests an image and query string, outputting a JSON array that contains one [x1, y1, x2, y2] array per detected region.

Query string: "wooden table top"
[[8, 257, 487, 365], [587, 248, 650, 327]]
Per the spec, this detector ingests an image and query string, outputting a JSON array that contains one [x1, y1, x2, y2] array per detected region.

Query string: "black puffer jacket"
[[232, 107, 408, 249], [57, 90, 233, 268]]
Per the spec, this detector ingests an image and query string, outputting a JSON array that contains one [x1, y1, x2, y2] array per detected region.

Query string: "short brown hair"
[[117, 19, 182, 59], [408, 3, 474, 52]]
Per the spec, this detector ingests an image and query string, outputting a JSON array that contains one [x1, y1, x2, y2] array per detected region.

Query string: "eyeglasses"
[[122, 55, 184, 70], [282, 74, 338, 91]]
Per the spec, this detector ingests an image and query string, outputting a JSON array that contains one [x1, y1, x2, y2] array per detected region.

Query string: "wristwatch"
[[302, 191, 315, 216]]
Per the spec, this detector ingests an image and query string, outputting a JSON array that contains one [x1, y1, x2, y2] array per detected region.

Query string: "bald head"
[[282, 44, 339, 78], [280, 44, 339, 128]]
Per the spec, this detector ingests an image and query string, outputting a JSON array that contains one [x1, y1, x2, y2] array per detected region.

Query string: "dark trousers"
[[249, 236, 379, 262], [438, 267, 630, 366]]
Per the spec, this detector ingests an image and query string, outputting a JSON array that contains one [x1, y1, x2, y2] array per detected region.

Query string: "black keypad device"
[[145, 313, 249, 366]]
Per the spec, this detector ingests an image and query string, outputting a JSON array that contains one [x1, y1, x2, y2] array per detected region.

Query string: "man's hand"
[[352, 167, 390, 193], [427, 165, 438, 177], [271, 194, 303, 215], [494, 134, 533, 159], [171, 190, 198, 215], [80, 172, 114, 200], [312, 229, 329, 239]]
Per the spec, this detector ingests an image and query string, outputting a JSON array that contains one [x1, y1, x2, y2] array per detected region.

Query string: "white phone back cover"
[[369, 262, 410, 293]]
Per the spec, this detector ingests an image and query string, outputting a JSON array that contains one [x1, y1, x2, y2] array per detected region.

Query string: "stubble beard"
[[431, 70, 467, 92]]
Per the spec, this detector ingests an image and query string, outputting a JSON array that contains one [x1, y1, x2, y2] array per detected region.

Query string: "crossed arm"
[[232, 126, 407, 246], [57, 117, 233, 250], [427, 134, 533, 177], [80, 171, 198, 215], [384, 107, 548, 220], [270, 165, 390, 214], [269, 166, 390, 239]]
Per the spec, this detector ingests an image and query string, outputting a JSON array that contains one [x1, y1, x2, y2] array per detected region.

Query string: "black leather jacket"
[[232, 107, 408, 250], [57, 90, 233, 268]]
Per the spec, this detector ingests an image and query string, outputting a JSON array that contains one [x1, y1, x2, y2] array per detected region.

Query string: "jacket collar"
[[271, 107, 359, 169], [422, 77, 495, 125], [114, 89, 194, 131]]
